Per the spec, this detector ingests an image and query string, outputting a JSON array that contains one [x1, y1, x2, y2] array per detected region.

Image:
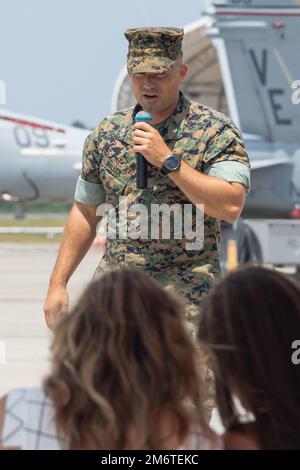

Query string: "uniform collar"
[[119, 91, 190, 143]]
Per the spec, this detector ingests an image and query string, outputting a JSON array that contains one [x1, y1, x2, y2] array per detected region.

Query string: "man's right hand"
[[43, 285, 69, 331], [43, 202, 100, 331]]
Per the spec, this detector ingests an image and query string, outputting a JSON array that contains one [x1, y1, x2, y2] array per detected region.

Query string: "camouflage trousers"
[[93, 260, 217, 422]]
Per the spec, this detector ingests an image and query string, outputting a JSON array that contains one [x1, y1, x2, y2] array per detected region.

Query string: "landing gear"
[[221, 220, 263, 273], [0, 172, 39, 219]]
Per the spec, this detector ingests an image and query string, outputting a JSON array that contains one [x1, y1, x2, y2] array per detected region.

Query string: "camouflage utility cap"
[[125, 27, 184, 74]]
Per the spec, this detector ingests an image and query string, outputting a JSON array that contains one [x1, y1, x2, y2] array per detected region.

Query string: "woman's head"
[[44, 268, 205, 449], [197, 265, 300, 449]]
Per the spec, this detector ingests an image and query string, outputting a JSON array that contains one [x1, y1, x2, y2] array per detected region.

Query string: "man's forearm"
[[169, 160, 245, 223], [49, 203, 99, 287]]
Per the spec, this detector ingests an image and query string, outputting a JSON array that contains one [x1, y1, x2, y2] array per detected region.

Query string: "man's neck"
[[146, 95, 180, 125]]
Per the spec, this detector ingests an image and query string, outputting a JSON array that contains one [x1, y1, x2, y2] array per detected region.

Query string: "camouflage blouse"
[[74, 93, 250, 300]]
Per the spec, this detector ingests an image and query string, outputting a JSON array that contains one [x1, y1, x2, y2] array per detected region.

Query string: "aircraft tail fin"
[[210, 0, 300, 143]]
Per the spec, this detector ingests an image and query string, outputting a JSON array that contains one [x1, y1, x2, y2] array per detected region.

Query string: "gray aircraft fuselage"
[[1, 0, 300, 219], [0, 111, 88, 203], [212, 0, 300, 217]]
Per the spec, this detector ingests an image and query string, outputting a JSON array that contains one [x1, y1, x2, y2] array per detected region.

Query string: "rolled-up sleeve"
[[204, 160, 251, 193], [74, 175, 106, 206], [74, 128, 106, 206], [201, 125, 251, 192]]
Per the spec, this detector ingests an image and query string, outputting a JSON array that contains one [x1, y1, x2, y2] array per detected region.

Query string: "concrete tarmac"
[[0, 243, 103, 396], [0, 242, 223, 433]]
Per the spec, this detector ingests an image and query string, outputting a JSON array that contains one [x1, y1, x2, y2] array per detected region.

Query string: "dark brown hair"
[[44, 269, 207, 449], [198, 265, 300, 450]]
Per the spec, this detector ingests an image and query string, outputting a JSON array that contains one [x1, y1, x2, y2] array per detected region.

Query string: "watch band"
[[161, 154, 181, 175]]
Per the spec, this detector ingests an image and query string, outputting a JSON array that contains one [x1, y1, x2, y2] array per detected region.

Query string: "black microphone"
[[134, 110, 152, 189]]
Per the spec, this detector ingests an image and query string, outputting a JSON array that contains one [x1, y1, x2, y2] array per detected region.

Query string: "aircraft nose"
[[0, 129, 18, 199], [0, 137, 6, 194]]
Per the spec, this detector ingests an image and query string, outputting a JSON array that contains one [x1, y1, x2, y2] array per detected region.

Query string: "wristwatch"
[[161, 154, 181, 175]]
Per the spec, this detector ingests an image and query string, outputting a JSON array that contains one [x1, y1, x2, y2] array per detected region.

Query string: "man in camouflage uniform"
[[44, 27, 250, 417]]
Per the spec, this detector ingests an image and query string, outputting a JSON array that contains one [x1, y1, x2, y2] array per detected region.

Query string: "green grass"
[[0, 233, 62, 243], [0, 218, 66, 227], [0, 202, 72, 213], [0, 216, 65, 243]]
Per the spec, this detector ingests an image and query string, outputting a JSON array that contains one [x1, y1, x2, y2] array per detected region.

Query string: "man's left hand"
[[132, 122, 171, 169]]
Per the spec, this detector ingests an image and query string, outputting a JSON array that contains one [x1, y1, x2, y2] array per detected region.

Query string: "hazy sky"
[[0, 0, 206, 128]]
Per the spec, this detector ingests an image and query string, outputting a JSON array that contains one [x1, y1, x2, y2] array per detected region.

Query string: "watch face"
[[165, 155, 180, 171]]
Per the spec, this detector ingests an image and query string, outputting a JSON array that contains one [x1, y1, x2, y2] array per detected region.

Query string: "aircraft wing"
[[250, 157, 293, 170]]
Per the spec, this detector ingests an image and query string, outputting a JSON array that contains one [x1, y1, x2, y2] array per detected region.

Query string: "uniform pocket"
[[100, 168, 128, 196]]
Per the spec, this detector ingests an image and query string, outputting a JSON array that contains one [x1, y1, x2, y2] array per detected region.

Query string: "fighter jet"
[[1, 0, 300, 224], [0, 109, 89, 216], [113, 0, 300, 219], [110, 0, 300, 267], [211, 0, 300, 218]]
